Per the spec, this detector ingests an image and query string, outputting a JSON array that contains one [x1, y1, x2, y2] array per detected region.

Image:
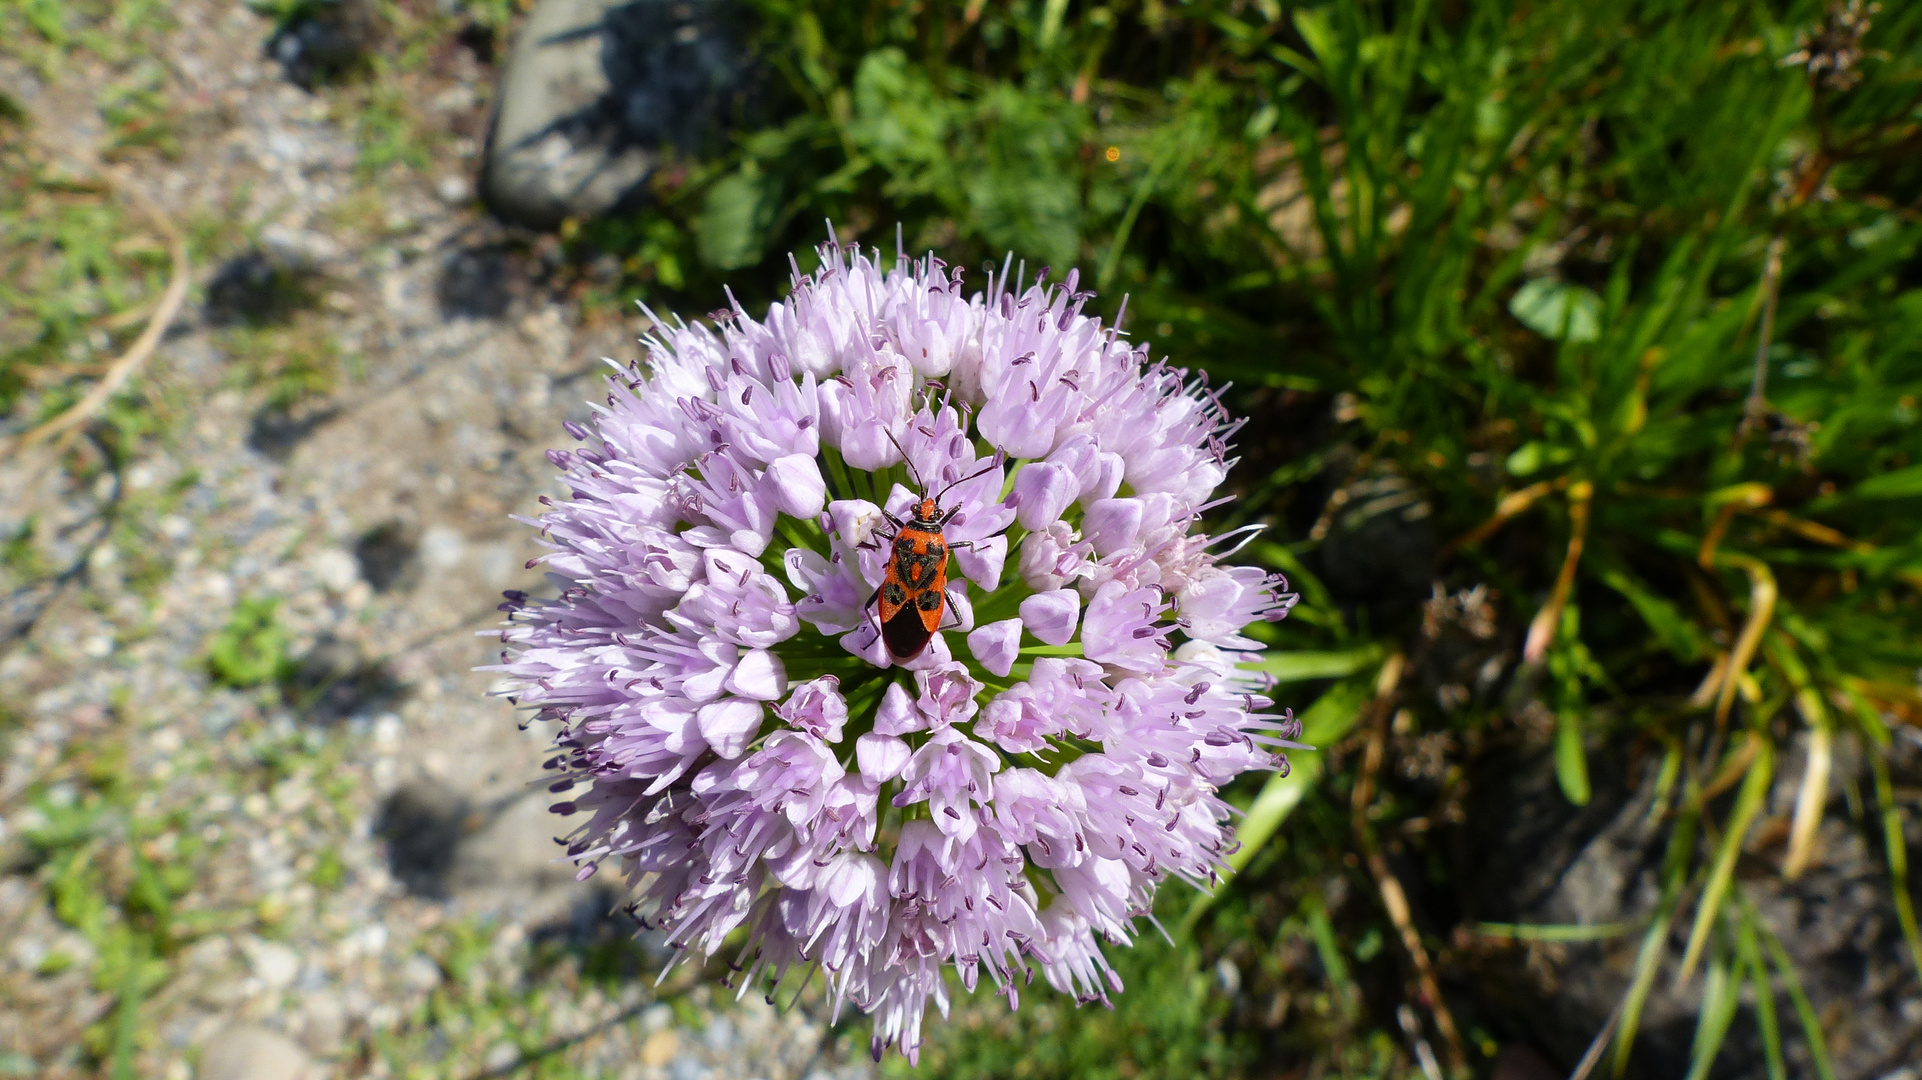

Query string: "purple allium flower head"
[[491, 234, 1301, 1064]]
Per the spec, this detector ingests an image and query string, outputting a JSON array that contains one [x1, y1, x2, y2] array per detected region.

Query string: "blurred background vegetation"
[[603, 1, 1921, 1077], [5, 0, 1921, 1077]]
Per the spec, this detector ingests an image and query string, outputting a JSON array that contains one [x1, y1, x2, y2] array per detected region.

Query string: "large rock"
[[1457, 731, 1922, 1079], [482, 0, 742, 229]]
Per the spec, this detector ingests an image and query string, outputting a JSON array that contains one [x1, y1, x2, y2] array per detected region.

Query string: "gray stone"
[[482, 0, 742, 229], [197, 1025, 316, 1080]]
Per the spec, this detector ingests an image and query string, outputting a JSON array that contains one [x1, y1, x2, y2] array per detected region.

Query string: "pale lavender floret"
[[914, 661, 984, 728], [695, 698, 765, 759], [974, 681, 1064, 755], [764, 453, 828, 518], [1018, 589, 1080, 646], [1008, 460, 1078, 531], [490, 235, 1301, 1064], [776, 676, 847, 741], [872, 682, 921, 736], [965, 618, 1022, 677], [1080, 580, 1172, 673], [855, 731, 911, 782], [991, 768, 1086, 868], [1017, 520, 1092, 592], [895, 728, 999, 841], [819, 348, 912, 470]]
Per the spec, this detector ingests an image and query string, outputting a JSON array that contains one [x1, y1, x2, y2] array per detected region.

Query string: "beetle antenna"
[[934, 451, 1003, 504], [882, 428, 925, 492]]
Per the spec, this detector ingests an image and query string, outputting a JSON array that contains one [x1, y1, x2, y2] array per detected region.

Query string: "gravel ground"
[[0, 4, 873, 1077]]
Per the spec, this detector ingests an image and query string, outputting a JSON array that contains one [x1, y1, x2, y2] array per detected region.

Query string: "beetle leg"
[[857, 522, 897, 552], [940, 588, 968, 632]]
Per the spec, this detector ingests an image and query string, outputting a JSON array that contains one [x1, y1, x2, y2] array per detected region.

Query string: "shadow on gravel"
[[284, 633, 406, 724], [354, 519, 420, 593], [375, 781, 471, 899], [530, 883, 673, 984], [263, 0, 377, 90], [1457, 733, 1922, 1080], [438, 242, 529, 320], [0, 462, 119, 649], [205, 250, 324, 326], [247, 402, 342, 461]]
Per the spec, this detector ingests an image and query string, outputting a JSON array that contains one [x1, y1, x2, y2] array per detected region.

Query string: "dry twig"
[[1522, 480, 1594, 664], [1352, 654, 1469, 1077]]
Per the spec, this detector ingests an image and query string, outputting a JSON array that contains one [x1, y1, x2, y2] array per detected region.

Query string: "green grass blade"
[[1683, 928, 1739, 1080], [1677, 733, 1774, 984], [1849, 689, 1922, 979], [1555, 705, 1592, 806], [1869, 745, 1922, 979], [1469, 921, 1637, 943], [1611, 902, 1678, 1077], [1747, 894, 1838, 1080], [1737, 904, 1787, 1080], [1254, 645, 1385, 683]]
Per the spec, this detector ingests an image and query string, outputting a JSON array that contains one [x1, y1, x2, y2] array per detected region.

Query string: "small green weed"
[[205, 596, 295, 690], [16, 704, 211, 1077], [99, 65, 180, 161]]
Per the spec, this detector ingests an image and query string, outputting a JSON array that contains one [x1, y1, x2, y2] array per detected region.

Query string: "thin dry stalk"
[[1696, 483, 1773, 571], [1352, 654, 1470, 1077], [0, 166, 190, 460], [1711, 557, 1778, 731], [1440, 476, 1568, 559], [1523, 480, 1594, 664], [1742, 236, 1787, 437]]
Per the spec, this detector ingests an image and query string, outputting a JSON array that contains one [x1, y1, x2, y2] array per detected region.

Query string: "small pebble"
[[196, 1025, 315, 1080]]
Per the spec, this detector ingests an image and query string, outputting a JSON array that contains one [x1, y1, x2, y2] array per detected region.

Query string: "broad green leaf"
[[1254, 645, 1383, 683], [1853, 464, 1922, 500], [1505, 440, 1574, 477], [1555, 707, 1591, 805], [1510, 278, 1603, 342], [848, 48, 948, 184], [694, 165, 773, 271]]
